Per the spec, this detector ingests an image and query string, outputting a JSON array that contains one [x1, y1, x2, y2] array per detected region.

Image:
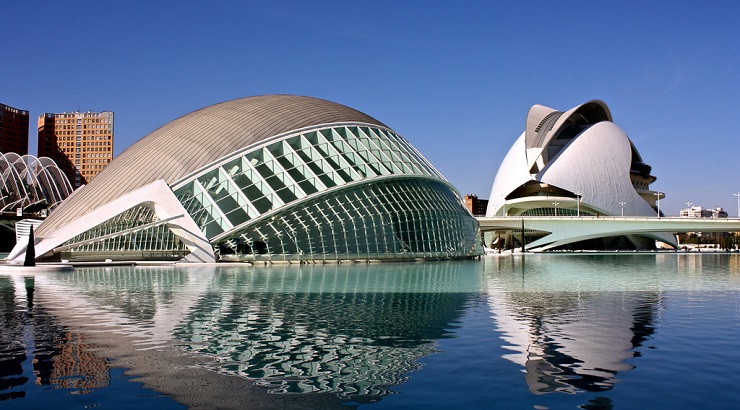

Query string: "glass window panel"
[[274, 186, 298, 203], [298, 177, 320, 195], [287, 166, 309, 186]]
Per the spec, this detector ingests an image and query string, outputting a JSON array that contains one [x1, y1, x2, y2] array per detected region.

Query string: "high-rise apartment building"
[[0, 103, 30, 155], [38, 111, 114, 188]]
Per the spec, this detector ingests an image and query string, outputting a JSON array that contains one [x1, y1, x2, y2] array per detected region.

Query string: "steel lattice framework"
[[0, 152, 73, 213]]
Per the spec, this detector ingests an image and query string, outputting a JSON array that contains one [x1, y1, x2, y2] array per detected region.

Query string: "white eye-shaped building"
[[486, 100, 675, 250], [9, 95, 481, 263]]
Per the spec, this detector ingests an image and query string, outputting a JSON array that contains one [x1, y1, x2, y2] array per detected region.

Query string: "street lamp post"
[[654, 192, 662, 218], [619, 200, 626, 217], [553, 201, 559, 217], [734, 192, 740, 218]]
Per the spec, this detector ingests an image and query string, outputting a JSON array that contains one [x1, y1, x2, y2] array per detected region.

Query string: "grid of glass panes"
[[173, 125, 446, 241], [214, 179, 480, 261], [59, 205, 188, 255]]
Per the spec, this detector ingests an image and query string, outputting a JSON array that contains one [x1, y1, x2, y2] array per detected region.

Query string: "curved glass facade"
[[173, 125, 443, 238], [172, 124, 479, 261], [217, 178, 479, 261], [58, 206, 188, 261], [30, 116, 480, 263]]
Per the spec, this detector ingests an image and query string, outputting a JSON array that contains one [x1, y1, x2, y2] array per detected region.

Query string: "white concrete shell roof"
[[524, 100, 612, 151], [38, 95, 386, 236], [538, 121, 655, 218], [485, 99, 674, 248], [487, 100, 653, 219]]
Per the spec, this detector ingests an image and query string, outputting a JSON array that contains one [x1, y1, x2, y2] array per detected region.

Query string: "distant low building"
[[464, 194, 489, 216], [680, 206, 727, 218], [678, 206, 731, 245]]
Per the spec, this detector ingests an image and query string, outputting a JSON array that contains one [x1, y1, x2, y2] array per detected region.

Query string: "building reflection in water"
[[0, 273, 110, 402], [33, 261, 480, 402], [484, 254, 663, 395]]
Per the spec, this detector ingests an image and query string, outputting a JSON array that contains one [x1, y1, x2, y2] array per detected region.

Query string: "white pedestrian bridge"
[[476, 216, 740, 251]]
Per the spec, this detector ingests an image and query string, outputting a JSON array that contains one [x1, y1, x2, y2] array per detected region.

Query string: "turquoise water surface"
[[2, 253, 740, 409]]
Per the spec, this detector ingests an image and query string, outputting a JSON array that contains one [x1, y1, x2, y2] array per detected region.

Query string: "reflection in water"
[[0, 275, 29, 401], [175, 263, 477, 397], [484, 255, 663, 395], [4, 254, 740, 408], [0, 274, 110, 402], [33, 262, 480, 402]]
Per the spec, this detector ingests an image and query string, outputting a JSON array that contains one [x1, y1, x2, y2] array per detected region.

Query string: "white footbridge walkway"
[[476, 216, 740, 251]]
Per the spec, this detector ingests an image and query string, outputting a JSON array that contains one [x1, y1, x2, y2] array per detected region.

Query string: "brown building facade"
[[464, 194, 489, 217], [0, 103, 30, 155], [38, 111, 113, 188]]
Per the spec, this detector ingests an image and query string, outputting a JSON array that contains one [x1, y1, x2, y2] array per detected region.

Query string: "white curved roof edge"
[[537, 100, 612, 151], [524, 104, 559, 149], [525, 100, 613, 152], [7, 179, 214, 264], [486, 132, 531, 217]]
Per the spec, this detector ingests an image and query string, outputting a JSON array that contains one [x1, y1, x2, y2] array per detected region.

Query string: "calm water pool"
[[1, 253, 740, 409]]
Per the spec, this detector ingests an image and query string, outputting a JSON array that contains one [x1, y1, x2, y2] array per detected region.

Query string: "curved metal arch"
[[0, 152, 74, 212], [38, 156, 74, 195], [27, 155, 67, 204], [525, 105, 561, 150], [0, 153, 21, 211], [34, 164, 62, 205], [17, 154, 44, 207], [0, 152, 29, 211]]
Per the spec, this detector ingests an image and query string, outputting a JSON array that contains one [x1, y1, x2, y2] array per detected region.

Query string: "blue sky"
[[2, 1, 739, 216]]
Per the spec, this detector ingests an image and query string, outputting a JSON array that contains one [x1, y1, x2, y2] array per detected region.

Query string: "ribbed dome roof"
[[38, 95, 387, 235]]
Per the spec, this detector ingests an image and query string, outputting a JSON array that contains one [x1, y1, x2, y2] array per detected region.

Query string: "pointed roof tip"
[[525, 105, 561, 149], [571, 99, 612, 123], [525, 100, 613, 150]]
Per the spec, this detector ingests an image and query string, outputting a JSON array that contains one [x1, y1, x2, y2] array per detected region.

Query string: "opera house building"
[[485, 100, 675, 250], [9, 95, 481, 264]]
